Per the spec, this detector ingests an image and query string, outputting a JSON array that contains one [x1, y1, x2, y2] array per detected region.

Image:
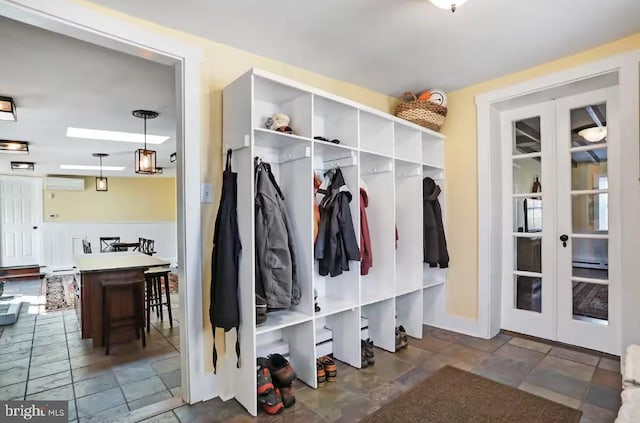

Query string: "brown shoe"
[[279, 384, 296, 408], [319, 356, 337, 382], [268, 354, 297, 386], [317, 361, 327, 386]]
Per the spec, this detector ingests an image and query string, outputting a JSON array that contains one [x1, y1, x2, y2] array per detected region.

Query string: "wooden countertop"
[[74, 252, 170, 272]]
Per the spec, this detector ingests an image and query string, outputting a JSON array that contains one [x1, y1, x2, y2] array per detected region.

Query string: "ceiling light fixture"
[[578, 126, 608, 143], [133, 110, 158, 175], [66, 127, 169, 144], [0, 96, 17, 122], [60, 164, 125, 171], [11, 161, 34, 171], [92, 153, 109, 192], [429, 0, 468, 12], [0, 140, 29, 154]]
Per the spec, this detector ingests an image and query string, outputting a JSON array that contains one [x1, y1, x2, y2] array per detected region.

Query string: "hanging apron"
[[209, 149, 241, 373]]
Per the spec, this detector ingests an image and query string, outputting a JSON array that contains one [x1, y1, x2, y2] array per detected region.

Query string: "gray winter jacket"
[[255, 162, 300, 309]]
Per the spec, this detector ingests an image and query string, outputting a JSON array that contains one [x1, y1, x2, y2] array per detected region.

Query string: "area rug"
[[361, 366, 582, 423], [43, 274, 77, 311]]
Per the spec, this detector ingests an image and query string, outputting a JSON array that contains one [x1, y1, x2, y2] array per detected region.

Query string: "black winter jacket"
[[315, 168, 360, 277], [423, 177, 449, 268]]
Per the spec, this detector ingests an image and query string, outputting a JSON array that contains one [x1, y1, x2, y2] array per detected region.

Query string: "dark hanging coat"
[[423, 177, 449, 268], [255, 160, 300, 310], [210, 150, 242, 373], [315, 168, 360, 277]]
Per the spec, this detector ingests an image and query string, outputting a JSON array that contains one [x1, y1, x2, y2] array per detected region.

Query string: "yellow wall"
[[44, 176, 176, 222], [442, 32, 640, 319]]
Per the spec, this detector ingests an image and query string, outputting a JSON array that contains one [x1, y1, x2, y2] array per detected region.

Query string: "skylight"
[[66, 127, 169, 144], [60, 164, 125, 171]]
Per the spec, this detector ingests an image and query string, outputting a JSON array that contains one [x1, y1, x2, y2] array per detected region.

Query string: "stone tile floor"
[[148, 326, 621, 423], [0, 279, 181, 423]]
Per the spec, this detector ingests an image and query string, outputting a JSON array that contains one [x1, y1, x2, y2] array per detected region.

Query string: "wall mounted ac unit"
[[44, 177, 85, 191]]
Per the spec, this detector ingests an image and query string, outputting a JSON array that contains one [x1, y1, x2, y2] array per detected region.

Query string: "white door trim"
[[0, 0, 208, 402], [476, 49, 640, 355]]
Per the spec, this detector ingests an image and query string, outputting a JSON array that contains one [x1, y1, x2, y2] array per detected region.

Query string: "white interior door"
[[501, 101, 556, 340], [501, 88, 621, 354], [555, 88, 620, 354], [0, 177, 43, 267]]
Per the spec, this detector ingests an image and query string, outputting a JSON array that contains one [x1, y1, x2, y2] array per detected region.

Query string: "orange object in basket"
[[418, 90, 432, 101]]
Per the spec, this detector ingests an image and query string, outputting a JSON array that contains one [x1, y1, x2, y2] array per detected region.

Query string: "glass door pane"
[[569, 102, 609, 325], [512, 115, 543, 314]]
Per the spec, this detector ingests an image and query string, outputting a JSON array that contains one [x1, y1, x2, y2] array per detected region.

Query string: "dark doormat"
[[361, 366, 582, 423]]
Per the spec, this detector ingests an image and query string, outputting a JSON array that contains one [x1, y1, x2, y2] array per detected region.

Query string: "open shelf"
[[254, 75, 312, 138], [424, 280, 446, 289], [313, 96, 358, 148], [255, 127, 312, 147], [362, 298, 395, 353], [360, 110, 394, 156], [256, 310, 313, 335], [423, 134, 445, 168], [256, 322, 316, 389], [396, 290, 423, 339], [314, 296, 359, 318], [424, 266, 447, 288], [395, 123, 422, 163]]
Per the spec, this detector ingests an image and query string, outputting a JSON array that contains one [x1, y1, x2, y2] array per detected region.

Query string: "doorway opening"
[[0, 4, 203, 420]]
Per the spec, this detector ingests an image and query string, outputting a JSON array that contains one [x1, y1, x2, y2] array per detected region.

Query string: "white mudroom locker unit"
[[220, 68, 448, 416]]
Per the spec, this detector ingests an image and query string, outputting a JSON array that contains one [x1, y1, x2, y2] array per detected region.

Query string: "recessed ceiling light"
[[0, 140, 29, 154], [0, 96, 17, 122], [60, 164, 125, 171], [11, 161, 34, 171], [66, 127, 169, 144]]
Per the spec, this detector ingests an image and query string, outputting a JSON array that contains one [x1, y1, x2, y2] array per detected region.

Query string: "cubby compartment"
[[254, 75, 312, 138], [394, 123, 422, 163], [423, 165, 447, 288], [422, 133, 445, 169], [256, 322, 316, 389], [359, 110, 394, 157], [361, 299, 396, 353], [395, 160, 423, 295], [313, 142, 360, 317], [254, 139, 314, 323], [396, 290, 423, 339], [360, 152, 395, 305], [313, 96, 358, 148], [322, 308, 362, 368]]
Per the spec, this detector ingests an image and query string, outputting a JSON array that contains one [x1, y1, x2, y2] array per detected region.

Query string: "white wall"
[[41, 221, 177, 270]]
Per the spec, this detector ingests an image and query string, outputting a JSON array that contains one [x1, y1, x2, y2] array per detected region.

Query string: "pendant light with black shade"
[[133, 109, 158, 174], [93, 153, 109, 191]]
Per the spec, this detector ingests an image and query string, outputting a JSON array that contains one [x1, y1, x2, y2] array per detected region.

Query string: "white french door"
[[0, 176, 43, 267], [501, 87, 620, 354]]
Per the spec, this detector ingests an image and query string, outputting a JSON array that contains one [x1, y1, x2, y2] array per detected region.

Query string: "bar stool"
[[144, 268, 173, 333], [100, 277, 146, 355]]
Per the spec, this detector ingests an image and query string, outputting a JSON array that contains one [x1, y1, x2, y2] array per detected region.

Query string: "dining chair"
[[100, 237, 121, 252]]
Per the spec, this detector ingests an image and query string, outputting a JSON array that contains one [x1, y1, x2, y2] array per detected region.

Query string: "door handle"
[[560, 234, 568, 248]]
